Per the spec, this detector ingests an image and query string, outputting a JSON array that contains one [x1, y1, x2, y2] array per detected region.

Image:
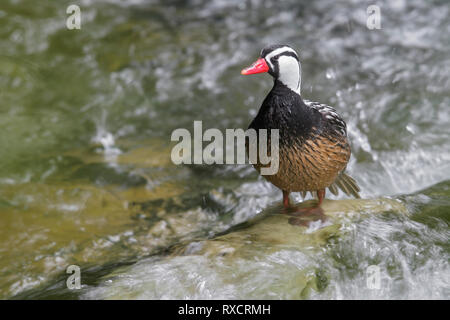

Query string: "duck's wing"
[[303, 100, 360, 198], [303, 100, 347, 137]]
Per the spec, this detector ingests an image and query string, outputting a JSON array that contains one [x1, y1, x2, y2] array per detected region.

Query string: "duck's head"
[[241, 44, 301, 95]]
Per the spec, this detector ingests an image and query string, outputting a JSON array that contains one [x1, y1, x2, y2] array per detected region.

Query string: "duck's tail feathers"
[[328, 173, 361, 198]]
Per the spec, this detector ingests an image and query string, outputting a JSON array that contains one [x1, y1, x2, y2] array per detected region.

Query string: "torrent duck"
[[241, 44, 360, 212]]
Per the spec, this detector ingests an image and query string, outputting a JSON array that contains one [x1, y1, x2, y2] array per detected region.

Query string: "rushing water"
[[1, 0, 449, 299]]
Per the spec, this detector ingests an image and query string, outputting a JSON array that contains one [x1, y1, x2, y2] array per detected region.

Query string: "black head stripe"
[[261, 44, 294, 58], [261, 44, 286, 57], [271, 51, 299, 61]]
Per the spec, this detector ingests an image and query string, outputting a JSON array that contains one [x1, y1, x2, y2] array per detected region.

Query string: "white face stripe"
[[277, 55, 301, 95], [264, 46, 298, 61]]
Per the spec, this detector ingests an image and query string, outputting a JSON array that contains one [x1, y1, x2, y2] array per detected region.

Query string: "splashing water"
[[0, 0, 449, 299]]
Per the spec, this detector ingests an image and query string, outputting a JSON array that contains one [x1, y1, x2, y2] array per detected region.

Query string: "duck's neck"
[[270, 79, 302, 98]]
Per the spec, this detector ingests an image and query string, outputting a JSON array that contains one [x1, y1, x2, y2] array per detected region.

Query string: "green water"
[[1, 0, 449, 299]]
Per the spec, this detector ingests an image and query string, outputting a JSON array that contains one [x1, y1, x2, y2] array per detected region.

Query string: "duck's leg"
[[287, 189, 327, 226], [287, 189, 325, 211], [317, 189, 325, 206], [282, 190, 290, 209], [282, 189, 325, 211]]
